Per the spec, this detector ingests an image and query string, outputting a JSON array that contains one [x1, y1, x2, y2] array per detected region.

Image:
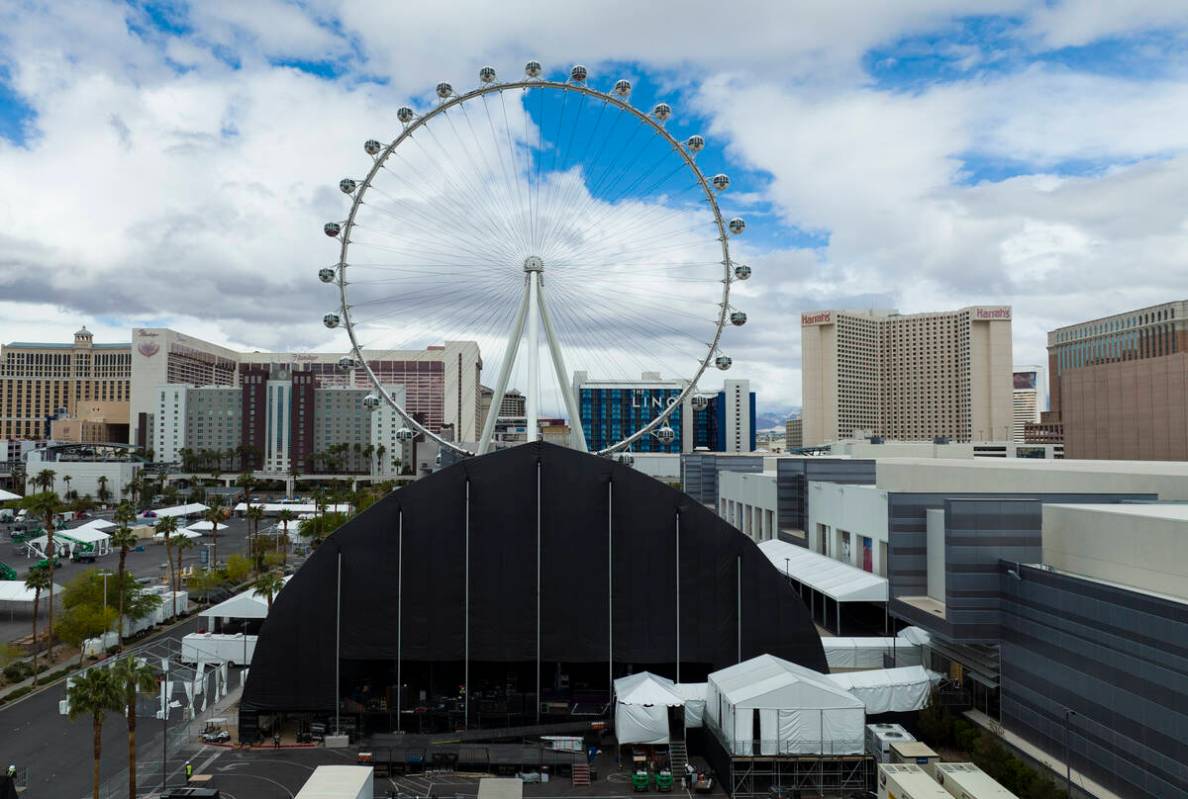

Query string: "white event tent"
[[0, 580, 63, 604], [614, 672, 684, 745], [0, 488, 21, 502], [185, 520, 229, 533], [154, 528, 202, 540], [141, 503, 208, 520], [826, 666, 940, 714], [233, 502, 351, 514], [199, 576, 292, 621], [706, 655, 865, 756]]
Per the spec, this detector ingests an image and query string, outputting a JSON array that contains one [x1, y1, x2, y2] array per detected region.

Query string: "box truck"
[[877, 764, 951, 799], [933, 762, 1020, 799]]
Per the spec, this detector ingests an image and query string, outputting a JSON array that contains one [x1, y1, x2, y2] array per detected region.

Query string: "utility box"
[[933, 762, 1020, 799], [878, 764, 950, 799], [890, 740, 940, 770], [866, 723, 916, 763]]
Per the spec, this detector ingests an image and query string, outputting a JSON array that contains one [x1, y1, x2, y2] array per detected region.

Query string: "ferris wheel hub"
[[523, 255, 544, 273]]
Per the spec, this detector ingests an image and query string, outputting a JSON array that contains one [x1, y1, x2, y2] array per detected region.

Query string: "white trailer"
[[878, 764, 950, 799], [934, 763, 1020, 799], [866, 722, 916, 763], [181, 632, 257, 666], [295, 765, 373, 799]]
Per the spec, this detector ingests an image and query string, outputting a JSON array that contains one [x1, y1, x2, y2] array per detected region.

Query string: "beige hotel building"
[[801, 306, 1013, 446]]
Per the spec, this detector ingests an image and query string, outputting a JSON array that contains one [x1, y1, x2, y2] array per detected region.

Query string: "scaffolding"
[[703, 724, 871, 799]]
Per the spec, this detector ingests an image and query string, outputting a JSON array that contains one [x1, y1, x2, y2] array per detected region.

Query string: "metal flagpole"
[[396, 509, 403, 732], [675, 512, 681, 683], [335, 550, 342, 735], [464, 479, 470, 730], [536, 460, 542, 725]]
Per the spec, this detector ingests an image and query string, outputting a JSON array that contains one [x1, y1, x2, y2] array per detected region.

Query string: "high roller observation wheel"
[[319, 61, 753, 458]]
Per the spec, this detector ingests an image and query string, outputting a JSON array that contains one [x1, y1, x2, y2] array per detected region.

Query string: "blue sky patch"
[[0, 74, 36, 146]]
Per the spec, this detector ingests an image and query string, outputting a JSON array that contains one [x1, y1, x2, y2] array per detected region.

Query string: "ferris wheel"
[[320, 61, 752, 457]]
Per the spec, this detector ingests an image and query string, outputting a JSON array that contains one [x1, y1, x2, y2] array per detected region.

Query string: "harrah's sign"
[[974, 306, 1011, 320], [801, 311, 832, 326]]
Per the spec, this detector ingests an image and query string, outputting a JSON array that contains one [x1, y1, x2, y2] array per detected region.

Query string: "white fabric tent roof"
[[155, 529, 202, 540], [57, 528, 110, 544], [142, 503, 208, 520], [199, 576, 292, 619], [72, 519, 115, 531], [614, 672, 684, 707], [826, 666, 941, 714], [758, 539, 888, 603], [233, 502, 351, 514], [0, 488, 21, 501], [185, 520, 229, 532], [0, 581, 63, 602], [711, 654, 865, 709]]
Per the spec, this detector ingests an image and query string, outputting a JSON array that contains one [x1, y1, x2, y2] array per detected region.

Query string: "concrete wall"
[[774, 458, 876, 542], [718, 470, 778, 541], [806, 481, 888, 575], [25, 458, 142, 502], [969, 314, 1014, 442], [925, 508, 945, 602], [1043, 504, 1188, 601]]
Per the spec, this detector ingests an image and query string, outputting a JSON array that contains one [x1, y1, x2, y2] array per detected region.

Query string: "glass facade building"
[[579, 385, 684, 453]]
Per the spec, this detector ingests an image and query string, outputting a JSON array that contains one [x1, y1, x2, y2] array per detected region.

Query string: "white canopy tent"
[[199, 576, 292, 621], [0, 581, 63, 603], [822, 634, 924, 670], [0, 488, 21, 502], [826, 666, 941, 714], [706, 655, 865, 756], [141, 503, 208, 520], [154, 528, 202, 540], [758, 539, 888, 634], [185, 520, 229, 533], [27, 528, 112, 558], [613, 672, 684, 745], [233, 502, 351, 514], [71, 519, 115, 531], [675, 682, 708, 728]]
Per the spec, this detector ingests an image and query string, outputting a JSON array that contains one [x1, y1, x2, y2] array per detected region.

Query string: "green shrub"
[[3, 662, 32, 683]]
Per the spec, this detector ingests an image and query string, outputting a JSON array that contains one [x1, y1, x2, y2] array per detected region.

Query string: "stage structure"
[[240, 443, 824, 740]]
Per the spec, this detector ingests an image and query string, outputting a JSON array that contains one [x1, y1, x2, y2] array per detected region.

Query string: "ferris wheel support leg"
[[537, 283, 588, 452], [477, 286, 530, 455], [526, 272, 541, 443]]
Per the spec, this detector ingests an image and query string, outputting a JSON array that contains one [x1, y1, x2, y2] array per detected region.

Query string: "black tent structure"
[[240, 442, 824, 739]]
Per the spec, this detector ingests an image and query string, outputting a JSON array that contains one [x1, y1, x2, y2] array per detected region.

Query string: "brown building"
[[0, 327, 131, 440], [1047, 300, 1188, 459]]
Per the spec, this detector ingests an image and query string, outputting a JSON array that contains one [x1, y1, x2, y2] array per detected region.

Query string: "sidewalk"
[[964, 709, 1123, 799]]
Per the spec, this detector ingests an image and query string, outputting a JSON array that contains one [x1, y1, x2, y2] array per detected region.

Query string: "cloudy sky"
[[2, 1, 1188, 414]]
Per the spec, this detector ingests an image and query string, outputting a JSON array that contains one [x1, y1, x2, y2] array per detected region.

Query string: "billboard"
[[1013, 370, 1038, 390]]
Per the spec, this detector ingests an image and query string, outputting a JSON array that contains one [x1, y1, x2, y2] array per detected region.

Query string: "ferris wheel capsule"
[[525, 60, 542, 78], [362, 393, 381, 410], [318, 267, 336, 284], [337, 355, 358, 370], [691, 394, 709, 411], [435, 82, 453, 99], [655, 425, 676, 444], [613, 79, 632, 97], [323, 312, 340, 329], [364, 139, 383, 156], [730, 311, 748, 326], [479, 65, 497, 84], [339, 178, 357, 194], [570, 64, 588, 83], [715, 355, 732, 370], [686, 135, 705, 153], [323, 222, 342, 238], [652, 102, 672, 122], [712, 173, 730, 191], [728, 217, 746, 235], [734, 264, 752, 281], [397, 106, 415, 124], [395, 426, 416, 441]]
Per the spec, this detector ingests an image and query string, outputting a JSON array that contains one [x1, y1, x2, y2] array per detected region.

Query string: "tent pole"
[[836, 599, 841, 636], [608, 480, 613, 704], [736, 555, 742, 663], [675, 511, 680, 684], [464, 478, 470, 731], [396, 509, 402, 733], [536, 460, 542, 725], [335, 549, 342, 736]]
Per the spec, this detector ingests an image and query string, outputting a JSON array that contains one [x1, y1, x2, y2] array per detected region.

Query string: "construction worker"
[[185, 761, 193, 783]]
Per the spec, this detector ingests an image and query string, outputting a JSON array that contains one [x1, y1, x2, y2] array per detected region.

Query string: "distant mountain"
[[755, 407, 800, 431]]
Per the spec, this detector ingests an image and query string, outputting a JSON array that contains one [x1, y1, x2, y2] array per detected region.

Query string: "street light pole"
[[161, 658, 170, 794]]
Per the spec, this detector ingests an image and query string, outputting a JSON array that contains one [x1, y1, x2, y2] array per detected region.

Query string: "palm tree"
[[96, 475, 110, 506], [205, 497, 225, 567], [246, 505, 265, 572], [62, 475, 73, 499], [22, 490, 63, 661], [375, 443, 387, 476], [66, 666, 123, 799], [276, 508, 296, 567], [111, 656, 158, 799], [155, 516, 179, 618], [110, 502, 138, 646], [24, 565, 52, 684], [253, 569, 285, 611], [33, 468, 56, 493]]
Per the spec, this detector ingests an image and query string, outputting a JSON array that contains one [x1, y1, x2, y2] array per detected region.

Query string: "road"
[[0, 516, 255, 643]]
